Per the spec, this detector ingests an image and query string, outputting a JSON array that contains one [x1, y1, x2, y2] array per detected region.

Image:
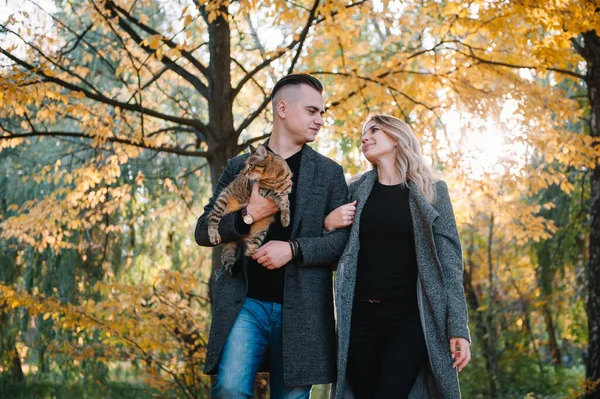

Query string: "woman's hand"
[[324, 200, 357, 232], [450, 337, 471, 372]]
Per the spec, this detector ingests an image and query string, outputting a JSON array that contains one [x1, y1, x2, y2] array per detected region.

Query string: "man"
[[195, 74, 350, 398]]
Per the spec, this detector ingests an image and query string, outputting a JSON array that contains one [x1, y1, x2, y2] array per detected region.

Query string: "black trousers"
[[346, 300, 427, 399]]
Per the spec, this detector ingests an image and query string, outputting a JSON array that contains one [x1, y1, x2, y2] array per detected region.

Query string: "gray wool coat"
[[195, 144, 350, 387], [332, 170, 471, 399]]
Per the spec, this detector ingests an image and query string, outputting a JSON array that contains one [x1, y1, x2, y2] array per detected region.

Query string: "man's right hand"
[[246, 183, 279, 222]]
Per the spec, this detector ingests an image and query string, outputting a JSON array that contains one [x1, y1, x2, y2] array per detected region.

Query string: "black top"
[[354, 181, 419, 312], [235, 146, 302, 304]]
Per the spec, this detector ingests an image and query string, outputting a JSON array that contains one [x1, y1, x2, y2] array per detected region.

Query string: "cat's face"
[[242, 145, 286, 181]]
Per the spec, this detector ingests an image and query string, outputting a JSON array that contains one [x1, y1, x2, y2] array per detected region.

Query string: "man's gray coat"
[[332, 170, 471, 399], [195, 144, 350, 387]]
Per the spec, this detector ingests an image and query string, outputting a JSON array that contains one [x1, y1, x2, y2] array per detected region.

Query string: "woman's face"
[[361, 120, 397, 164]]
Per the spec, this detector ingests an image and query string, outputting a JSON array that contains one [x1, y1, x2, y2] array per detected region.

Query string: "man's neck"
[[268, 134, 304, 159]]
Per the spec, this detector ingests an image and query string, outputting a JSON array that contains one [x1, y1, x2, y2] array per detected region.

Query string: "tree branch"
[[106, 0, 211, 81], [2, 26, 105, 96], [60, 23, 94, 56], [312, 0, 369, 25], [0, 48, 207, 132], [28, 0, 125, 85], [287, 0, 320, 74], [454, 48, 585, 80], [310, 71, 439, 112], [101, 1, 209, 99], [235, 95, 272, 136], [232, 47, 297, 99], [0, 131, 211, 159], [237, 133, 271, 153], [231, 0, 369, 99]]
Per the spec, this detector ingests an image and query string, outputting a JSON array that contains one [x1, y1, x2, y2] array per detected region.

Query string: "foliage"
[[0, 0, 599, 397]]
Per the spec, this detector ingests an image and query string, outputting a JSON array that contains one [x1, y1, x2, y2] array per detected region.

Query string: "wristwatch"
[[241, 207, 254, 225]]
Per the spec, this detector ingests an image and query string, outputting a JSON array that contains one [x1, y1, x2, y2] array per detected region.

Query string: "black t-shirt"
[[354, 181, 419, 312], [236, 147, 302, 304]]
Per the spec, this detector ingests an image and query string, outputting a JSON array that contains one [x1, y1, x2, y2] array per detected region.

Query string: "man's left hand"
[[252, 241, 293, 270]]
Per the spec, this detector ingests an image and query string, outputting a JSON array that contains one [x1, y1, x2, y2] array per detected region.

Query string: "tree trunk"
[[537, 243, 563, 367], [205, 5, 238, 304], [584, 30, 600, 399], [463, 225, 501, 397], [485, 213, 502, 395], [543, 303, 562, 367], [12, 343, 24, 382], [523, 299, 545, 373]]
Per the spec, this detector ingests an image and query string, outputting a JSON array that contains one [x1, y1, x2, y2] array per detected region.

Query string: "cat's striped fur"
[[208, 145, 292, 273]]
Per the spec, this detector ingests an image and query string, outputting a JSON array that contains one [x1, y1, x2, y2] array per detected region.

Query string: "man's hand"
[[450, 337, 471, 372], [252, 241, 293, 269], [246, 183, 279, 221]]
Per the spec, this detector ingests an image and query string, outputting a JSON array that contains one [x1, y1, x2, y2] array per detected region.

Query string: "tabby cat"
[[208, 144, 293, 273]]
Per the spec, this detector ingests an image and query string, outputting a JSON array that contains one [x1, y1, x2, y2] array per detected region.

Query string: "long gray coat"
[[195, 144, 350, 387], [332, 170, 471, 399]]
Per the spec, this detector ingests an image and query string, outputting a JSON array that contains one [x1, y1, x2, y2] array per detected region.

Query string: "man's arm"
[[194, 159, 250, 247], [295, 165, 351, 266]]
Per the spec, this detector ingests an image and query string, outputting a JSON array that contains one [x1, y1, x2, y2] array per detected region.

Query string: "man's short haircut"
[[271, 74, 324, 101]]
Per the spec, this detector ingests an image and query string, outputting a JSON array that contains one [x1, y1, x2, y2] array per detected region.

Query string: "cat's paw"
[[245, 245, 258, 257], [224, 261, 235, 275], [208, 227, 221, 245], [281, 212, 290, 227]]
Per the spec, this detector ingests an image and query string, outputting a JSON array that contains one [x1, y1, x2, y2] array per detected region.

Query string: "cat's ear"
[[248, 144, 257, 154], [255, 145, 268, 158]]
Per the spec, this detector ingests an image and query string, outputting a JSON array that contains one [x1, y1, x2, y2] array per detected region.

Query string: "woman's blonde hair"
[[363, 114, 439, 203]]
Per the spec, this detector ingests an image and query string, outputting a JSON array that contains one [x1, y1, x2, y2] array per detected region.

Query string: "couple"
[[195, 74, 471, 398]]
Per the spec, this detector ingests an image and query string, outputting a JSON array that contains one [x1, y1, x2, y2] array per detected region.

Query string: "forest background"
[[1, 0, 600, 398]]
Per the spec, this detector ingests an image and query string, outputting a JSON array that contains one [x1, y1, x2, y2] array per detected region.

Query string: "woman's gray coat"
[[332, 170, 471, 399]]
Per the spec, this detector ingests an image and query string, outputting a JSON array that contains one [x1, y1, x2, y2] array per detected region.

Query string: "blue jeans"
[[212, 297, 312, 399]]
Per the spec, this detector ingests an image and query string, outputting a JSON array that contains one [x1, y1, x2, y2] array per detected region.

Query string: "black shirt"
[[354, 181, 419, 312], [236, 147, 302, 304]]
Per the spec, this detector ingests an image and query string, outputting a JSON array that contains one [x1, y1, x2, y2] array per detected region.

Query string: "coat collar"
[[351, 169, 377, 218], [408, 180, 439, 227], [351, 170, 439, 227]]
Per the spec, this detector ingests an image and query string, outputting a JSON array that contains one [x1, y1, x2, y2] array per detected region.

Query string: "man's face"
[[277, 84, 325, 144]]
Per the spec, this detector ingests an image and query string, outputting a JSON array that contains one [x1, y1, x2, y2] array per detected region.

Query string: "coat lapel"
[[337, 170, 376, 268], [408, 181, 439, 228], [350, 170, 377, 224], [291, 145, 316, 236]]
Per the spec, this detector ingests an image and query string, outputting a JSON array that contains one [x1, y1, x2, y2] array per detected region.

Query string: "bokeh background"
[[1, 0, 600, 397]]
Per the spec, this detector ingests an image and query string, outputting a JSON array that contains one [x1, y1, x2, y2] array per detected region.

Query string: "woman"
[[327, 114, 471, 398]]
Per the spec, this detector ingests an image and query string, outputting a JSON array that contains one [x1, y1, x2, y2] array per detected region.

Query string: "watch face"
[[243, 214, 253, 224]]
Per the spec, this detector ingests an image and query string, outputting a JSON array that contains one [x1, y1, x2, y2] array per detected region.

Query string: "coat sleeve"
[[432, 181, 471, 342], [295, 165, 351, 266], [194, 158, 249, 247], [347, 172, 365, 199]]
